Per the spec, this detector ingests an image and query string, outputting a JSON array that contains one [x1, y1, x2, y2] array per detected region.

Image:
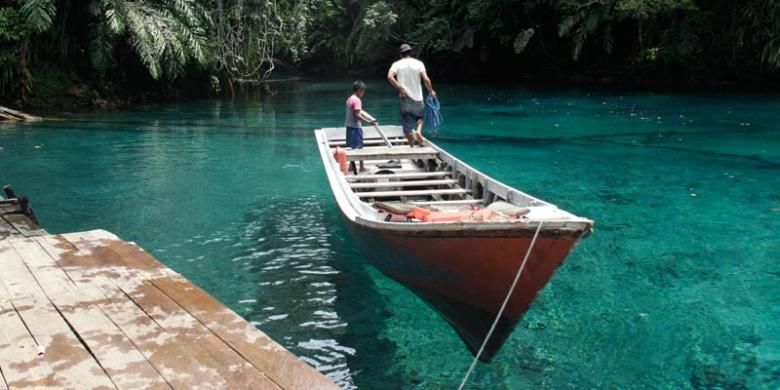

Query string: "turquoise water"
[[1, 81, 779, 388]]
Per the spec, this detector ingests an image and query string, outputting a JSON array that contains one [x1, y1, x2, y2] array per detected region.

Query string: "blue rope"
[[424, 94, 443, 136]]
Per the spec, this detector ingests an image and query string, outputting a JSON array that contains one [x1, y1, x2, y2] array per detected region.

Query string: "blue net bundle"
[[424, 95, 443, 136]]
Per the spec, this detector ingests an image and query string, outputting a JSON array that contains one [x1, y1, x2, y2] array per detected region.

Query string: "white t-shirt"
[[389, 57, 426, 102]]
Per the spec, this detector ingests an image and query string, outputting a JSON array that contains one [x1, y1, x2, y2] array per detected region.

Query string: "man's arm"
[[421, 71, 436, 98], [387, 70, 407, 98]]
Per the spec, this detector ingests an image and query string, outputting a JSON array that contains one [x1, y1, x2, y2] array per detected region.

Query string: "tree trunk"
[[19, 39, 32, 105]]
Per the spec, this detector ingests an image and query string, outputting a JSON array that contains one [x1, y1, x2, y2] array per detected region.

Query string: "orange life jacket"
[[406, 207, 495, 222], [333, 147, 348, 174]]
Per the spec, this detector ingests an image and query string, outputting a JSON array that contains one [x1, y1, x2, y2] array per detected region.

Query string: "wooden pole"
[[372, 124, 393, 148]]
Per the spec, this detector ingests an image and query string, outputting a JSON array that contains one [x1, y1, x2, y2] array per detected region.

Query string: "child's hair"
[[352, 80, 367, 92]]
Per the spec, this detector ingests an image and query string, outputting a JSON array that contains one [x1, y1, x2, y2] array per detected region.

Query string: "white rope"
[[457, 221, 545, 390]]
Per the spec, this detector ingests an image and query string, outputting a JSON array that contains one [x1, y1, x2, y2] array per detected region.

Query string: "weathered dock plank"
[[0, 230, 338, 389], [39, 234, 248, 389], [0, 196, 45, 240], [70, 230, 334, 390], [0, 279, 60, 389], [55, 232, 280, 389], [0, 219, 15, 238], [0, 240, 115, 389], [1, 214, 44, 237], [8, 237, 169, 390]]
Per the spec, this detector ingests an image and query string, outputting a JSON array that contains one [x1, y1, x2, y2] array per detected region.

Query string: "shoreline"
[[4, 72, 780, 118]]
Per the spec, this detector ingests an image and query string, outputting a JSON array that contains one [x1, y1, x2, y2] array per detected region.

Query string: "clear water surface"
[[1, 80, 779, 389]]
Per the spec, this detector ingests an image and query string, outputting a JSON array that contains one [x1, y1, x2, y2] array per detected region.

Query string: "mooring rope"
[[457, 220, 545, 390]]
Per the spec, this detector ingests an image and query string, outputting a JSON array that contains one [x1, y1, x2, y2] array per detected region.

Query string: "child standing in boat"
[[345, 80, 378, 173]]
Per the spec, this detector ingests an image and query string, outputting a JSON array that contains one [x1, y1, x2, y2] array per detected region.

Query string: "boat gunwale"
[[352, 215, 590, 239]]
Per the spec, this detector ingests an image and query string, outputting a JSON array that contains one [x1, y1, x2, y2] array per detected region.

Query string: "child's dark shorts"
[[346, 126, 363, 149]]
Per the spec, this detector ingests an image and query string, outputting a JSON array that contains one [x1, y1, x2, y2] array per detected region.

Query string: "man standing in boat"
[[387, 43, 437, 147], [345, 80, 378, 173]]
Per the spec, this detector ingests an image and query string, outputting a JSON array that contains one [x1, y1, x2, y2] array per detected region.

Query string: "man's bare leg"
[[415, 120, 425, 145], [405, 131, 415, 147]]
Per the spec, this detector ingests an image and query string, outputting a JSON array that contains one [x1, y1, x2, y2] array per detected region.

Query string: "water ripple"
[[231, 196, 356, 388]]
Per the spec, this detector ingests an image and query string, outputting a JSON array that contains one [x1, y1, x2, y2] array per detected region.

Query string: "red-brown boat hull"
[[347, 220, 584, 361]]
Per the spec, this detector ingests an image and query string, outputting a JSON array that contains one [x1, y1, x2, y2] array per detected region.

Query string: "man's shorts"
[[400, 97, 425, 133], [346, 127, 363, 149]]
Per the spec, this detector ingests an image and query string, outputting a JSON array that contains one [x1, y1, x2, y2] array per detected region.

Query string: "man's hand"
[[398, 89, 408, 98], [430, 90, 437, 98]]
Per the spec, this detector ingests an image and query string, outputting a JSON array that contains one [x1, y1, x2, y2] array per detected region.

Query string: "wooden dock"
[[0, 194, 45, 239], [0, 229, 338, 389]]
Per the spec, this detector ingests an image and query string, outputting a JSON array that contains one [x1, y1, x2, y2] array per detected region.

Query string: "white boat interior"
[[315, 125, 592, 231]]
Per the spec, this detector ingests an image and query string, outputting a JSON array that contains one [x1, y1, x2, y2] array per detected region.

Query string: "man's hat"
[[399, 44, 412, 53]]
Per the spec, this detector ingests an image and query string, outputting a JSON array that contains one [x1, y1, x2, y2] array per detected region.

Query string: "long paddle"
[[372, 122, 394, 148]]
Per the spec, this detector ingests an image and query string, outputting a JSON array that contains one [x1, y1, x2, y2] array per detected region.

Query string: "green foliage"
[[89, 18, 115, 76], [99, 0, 211, 79], [0, 7, 28, 96], [19, 0, 56, 33], [614, 0, 697, 16], [0, 50, 18, 94], [350, 2, 398, 61], [29, 65, 73, 99], [556, 0, 616, 60], [2, 0, 780, 102], [0, 8, 28, 41], [212, 0, 310, 84], [555, 0, 703, 65], [743, 0, 780, 69], [513, 28, 535, 54]]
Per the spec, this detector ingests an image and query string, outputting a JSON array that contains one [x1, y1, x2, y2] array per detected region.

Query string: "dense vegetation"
[[1, 0, 779, 106]]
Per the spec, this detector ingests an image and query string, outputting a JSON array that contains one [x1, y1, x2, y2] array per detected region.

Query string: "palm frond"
[[90, 19, 115, 75], [19, 0, 56, 32], [100, 0, 209, 80], [513, 28, 535, 54]]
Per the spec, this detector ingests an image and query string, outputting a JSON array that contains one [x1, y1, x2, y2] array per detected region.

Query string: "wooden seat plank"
[[40, 234, 278, 390], [346, 171, 451, 181], [327, 136, 405, 143], [9, 238, 170, 390], [350, 179, 458, 189], [345, 146, 438, 161], [328, 139, 407, 147], [0, 240, 115, 389], [356, 188, 472, 198], [77, 233, 338, 390]]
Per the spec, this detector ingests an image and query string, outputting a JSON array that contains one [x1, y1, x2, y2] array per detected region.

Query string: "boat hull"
[[346, 219, 583, 361]]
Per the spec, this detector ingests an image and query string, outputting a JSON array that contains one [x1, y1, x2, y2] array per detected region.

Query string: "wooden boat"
[[314, 125, 593, 361]]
